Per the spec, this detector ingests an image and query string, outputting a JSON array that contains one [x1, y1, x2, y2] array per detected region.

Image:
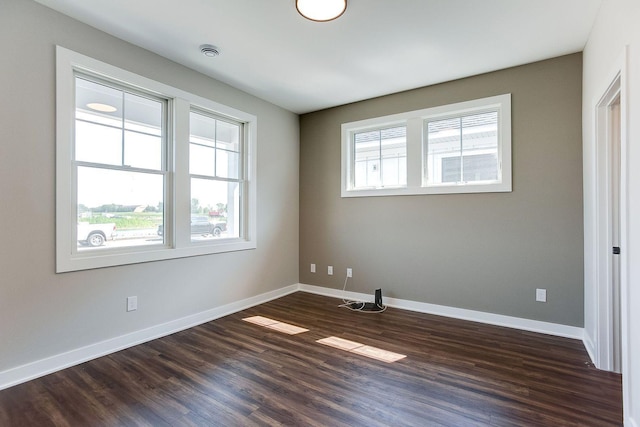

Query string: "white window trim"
[[341, 94, 512, 197], [56, 46, 257, 273]]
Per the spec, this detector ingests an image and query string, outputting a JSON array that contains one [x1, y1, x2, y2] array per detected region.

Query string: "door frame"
[[593, 48, 629, 379]]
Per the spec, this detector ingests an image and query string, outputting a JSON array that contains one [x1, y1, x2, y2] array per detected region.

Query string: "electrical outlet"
[[328, 266, 333, 275], [310, 263, 316, 273], [536, 288, 547, 303], [347, 268, 353, 278], [127, 296, 138, 312]]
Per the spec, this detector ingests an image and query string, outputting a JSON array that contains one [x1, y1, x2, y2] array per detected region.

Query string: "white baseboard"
[[0, 282, 591, 391], [0, 284, 298, 391], [298, 283, 585, 340], [582, 330, 597, 366]]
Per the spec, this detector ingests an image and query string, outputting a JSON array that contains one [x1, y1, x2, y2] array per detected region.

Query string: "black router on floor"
[[348, 288, 385, 312]]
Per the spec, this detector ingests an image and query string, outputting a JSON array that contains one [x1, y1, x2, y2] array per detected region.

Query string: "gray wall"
[[300, 54, 584, 327], [0, 0, 298, 371]]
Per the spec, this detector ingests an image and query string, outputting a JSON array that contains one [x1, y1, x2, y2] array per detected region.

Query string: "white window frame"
[[341, 94, 511, 197], [56, 46, 257, 273]]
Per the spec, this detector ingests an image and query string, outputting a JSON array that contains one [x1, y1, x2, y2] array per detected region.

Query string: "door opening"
[[595, 72, 624, 373], [609, 95, 621, 373]]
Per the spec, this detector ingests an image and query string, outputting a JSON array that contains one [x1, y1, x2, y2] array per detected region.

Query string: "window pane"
[[190, 112, 216, 146], [461, 112, 498, 182], [77, 167, 164, 250], [124, 93, 162, 135], [123, 93, 163, 170], [190, 112, 242, 179], [441, 157, 461, 183], [426, 117, 462, 185], [190, 112, 217, 176], [216, 120, 240, 153], [380, 127, 406, 187], [124, 131, 162, 170], [382, 156, 406, 186], [76, 78, 123, 124], [463, 154, 498, 181], [427, 112, 499, 185], [75, 77, 164, 170], [215, 119, 241, 179], [354, 130, 380, 188], [354, 126, 406, 188], [216, 149, 240, 180], [190, 178, 240, 241], [75, 120, 122, 165], [190, 144, 216, 177]]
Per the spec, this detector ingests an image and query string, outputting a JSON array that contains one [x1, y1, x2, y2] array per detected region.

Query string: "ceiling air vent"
[[200, 44, 220, 58]]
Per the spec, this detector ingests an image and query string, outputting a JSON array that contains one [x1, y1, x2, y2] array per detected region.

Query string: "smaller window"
[[189, 110, 244, 242], [342, 94, 511, 197]]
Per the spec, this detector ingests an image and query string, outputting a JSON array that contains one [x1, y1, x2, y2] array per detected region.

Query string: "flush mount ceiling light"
[[296, 0, 347, 22], [200, 44, 220, 58], [86, 103, 117, 113]]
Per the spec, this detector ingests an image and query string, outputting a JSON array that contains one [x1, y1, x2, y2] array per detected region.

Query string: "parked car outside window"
[[157, 216, 226, 237]]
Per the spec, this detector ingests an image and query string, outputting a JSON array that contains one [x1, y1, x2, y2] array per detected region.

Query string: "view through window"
[[353, 126, 407, 189], [425, 111, 499, 185], [57, 46, 257, 272], [189, 111, 243, 241], [341, 94, 511, 197]]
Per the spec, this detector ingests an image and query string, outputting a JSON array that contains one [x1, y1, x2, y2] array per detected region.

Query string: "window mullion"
[[406, 118, 422, 188], [173, 98, 191, 249], [459, 117, 464, 183], [121, 93, 126, 167], [378, 130, 383, 187]]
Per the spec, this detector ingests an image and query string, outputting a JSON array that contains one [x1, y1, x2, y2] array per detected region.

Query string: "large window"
[[74, 76, 167, 251], [56, 47, 257, 272], [341, 94, 511, 197]]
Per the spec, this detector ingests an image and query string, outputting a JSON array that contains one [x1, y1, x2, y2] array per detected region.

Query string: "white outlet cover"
[[310, 263, 316, 273], [127, 296, 138, 311], [536, 289, 547, 302], [347, 268, 353, 277], [328, 266, 333, 275]]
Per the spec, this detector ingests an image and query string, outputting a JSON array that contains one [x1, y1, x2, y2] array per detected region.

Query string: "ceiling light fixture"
[[86, 103, 117, 113], [296, 0, 347, 22], [200, 44, 220, 58]]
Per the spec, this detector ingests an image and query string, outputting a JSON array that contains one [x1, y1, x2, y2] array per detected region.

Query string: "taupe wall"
[[0, 0, 298, 372], [300, 54, 584, 327]]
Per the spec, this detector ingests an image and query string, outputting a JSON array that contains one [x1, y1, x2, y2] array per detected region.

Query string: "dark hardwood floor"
[[0, 292, 622, 426]]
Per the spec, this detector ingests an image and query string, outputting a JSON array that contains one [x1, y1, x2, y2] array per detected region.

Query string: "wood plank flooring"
[[0, 292, 622, 426]]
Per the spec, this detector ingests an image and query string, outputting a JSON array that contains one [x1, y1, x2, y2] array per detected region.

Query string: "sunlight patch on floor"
[[243, 316, 309, 335], [317, 336, 407, 363]]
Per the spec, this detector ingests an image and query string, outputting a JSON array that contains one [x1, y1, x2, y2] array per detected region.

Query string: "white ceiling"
[[35, 0, 601, 114]]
